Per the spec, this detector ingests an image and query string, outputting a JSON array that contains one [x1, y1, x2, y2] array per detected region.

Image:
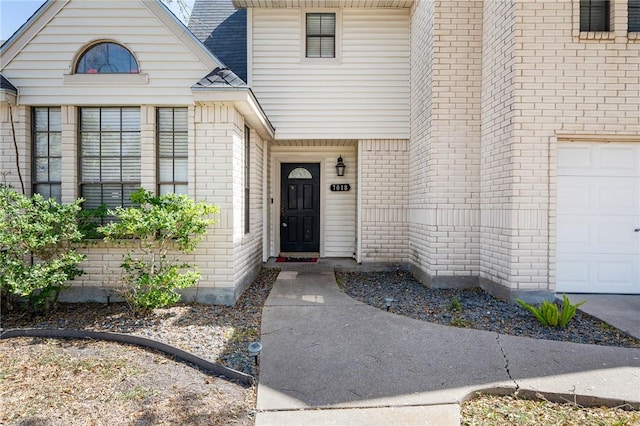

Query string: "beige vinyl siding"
[[323, 148, 357, 257], [251, 8, 410, 140], [1, 0, 211, 105]]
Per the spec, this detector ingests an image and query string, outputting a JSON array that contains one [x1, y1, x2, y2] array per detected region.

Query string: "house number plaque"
[[330, 184, 351, 192]]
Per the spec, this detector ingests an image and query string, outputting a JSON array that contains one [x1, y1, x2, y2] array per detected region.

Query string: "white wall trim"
[[63, 73, 149, 85], [556, 133, 640, 143], [0, 0, 69, 68]]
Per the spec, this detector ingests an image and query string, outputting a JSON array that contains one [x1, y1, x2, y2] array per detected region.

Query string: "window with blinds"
[[157, 107, 188, 196], [79, 107, 141, 210], [306, 13, 335, 58], [244, 125, 250, 234], [580, 0, 610, 32], [32, 107, 62, 202], [630, 0, 640, 32]]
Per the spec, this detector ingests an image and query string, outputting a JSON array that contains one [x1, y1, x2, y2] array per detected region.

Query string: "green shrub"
[[99, 189, 218, 313], [450, 317, 472, 328], [77, 204, 108, 239], [0, 186, 85, 311], [516, 294, 586, 328], [449, 295, 462, 312]]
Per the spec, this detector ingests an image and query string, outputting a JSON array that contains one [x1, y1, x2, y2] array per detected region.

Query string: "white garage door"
[[557, 142, 640, 294]]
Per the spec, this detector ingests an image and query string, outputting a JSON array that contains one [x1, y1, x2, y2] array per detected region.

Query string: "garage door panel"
[[596, 260, 635, 285], [557, 254, 639, 294], [599, 145, 640, 174], [557, 145, 592, 171], [558, 176, 637, 215], [557, 217, 638, 254], [556, 258, 590, 283], [556, 217, 590, 247], [558, 144, 640, 177], [596, 219, 639, 251], [557, 179, 590, 211], [557, 142, 640, 294], [599, 184, 636, 214]]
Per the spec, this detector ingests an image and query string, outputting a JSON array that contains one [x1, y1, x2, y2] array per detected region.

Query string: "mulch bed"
[[336, 271, 640, 348]]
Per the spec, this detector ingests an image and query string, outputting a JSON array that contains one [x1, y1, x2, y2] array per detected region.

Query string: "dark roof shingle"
[[193, 67, 248, 89], [0, 74, 17, 92], [189, 0, 247, 83]]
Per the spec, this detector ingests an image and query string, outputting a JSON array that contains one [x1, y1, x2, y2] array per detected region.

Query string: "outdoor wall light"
[[384, 297, 395, 311], [248, 341, 262, 365], [335, 155, 346, 177]]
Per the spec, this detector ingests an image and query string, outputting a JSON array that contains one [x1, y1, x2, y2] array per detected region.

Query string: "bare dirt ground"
[[0, 337, 254, 426], [462, 393, 640, 426]]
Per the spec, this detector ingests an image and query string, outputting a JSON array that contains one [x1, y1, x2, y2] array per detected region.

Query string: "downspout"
[[8, 103, 25, 195], [356, 140, 362, 263]]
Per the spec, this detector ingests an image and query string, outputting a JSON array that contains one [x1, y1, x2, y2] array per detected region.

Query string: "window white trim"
[[64, 73, 149, 84], [300, 8, 342, 65]]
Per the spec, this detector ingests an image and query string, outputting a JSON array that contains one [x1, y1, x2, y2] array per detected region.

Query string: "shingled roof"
[[0, 73, 17, 93], [189, 0, 247, 83], [193, 67, 248, 89]]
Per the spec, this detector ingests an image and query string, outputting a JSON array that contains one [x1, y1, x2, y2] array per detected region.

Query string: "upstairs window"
[[580, 0, 610, 32], [306, 13, 335, 58], [76, 42, 139, 74], [630, 0, 640, 32]]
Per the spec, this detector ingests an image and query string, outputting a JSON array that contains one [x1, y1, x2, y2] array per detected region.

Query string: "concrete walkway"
[[255, 260, 640, 425], [566, 293, 640, 340]]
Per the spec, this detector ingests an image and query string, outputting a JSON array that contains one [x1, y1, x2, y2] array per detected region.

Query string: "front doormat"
[[276, 256, 318, 263]]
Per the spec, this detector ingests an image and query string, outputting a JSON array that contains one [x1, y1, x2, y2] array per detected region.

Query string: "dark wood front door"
[[280, 163, 320, 253]]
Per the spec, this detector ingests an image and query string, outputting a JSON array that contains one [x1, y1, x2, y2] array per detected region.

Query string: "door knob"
[[282, 223, 288, 228]]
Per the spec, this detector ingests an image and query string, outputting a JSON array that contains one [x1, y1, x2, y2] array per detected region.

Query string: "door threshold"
[[279, 252, 320, 258]]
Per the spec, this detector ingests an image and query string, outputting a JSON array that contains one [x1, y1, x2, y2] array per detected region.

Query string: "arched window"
[[288, 167, 313, 179], [76, 42, 139, 74]]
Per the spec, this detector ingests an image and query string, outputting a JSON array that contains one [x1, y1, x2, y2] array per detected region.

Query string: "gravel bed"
[[1, 267, 280, 378], [336, 271, 640, 348]]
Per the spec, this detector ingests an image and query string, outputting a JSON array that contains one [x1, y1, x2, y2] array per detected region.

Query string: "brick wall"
[[409, 0, 482, 286], [479, 0, 517, 293], [190, 103, 261, 304], [0, 103, 29, 193], [232, 128, 265, 301], [34, 102, 263, 306], [360, 139, 409, 263], [478, 0, 639, 299]]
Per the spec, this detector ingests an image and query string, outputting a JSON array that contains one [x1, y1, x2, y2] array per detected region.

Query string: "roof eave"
[[143, 0, 226, 70], [1, 0, 67, 67], [1, 0, 225, 73], [192, 87, 275, 139]]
